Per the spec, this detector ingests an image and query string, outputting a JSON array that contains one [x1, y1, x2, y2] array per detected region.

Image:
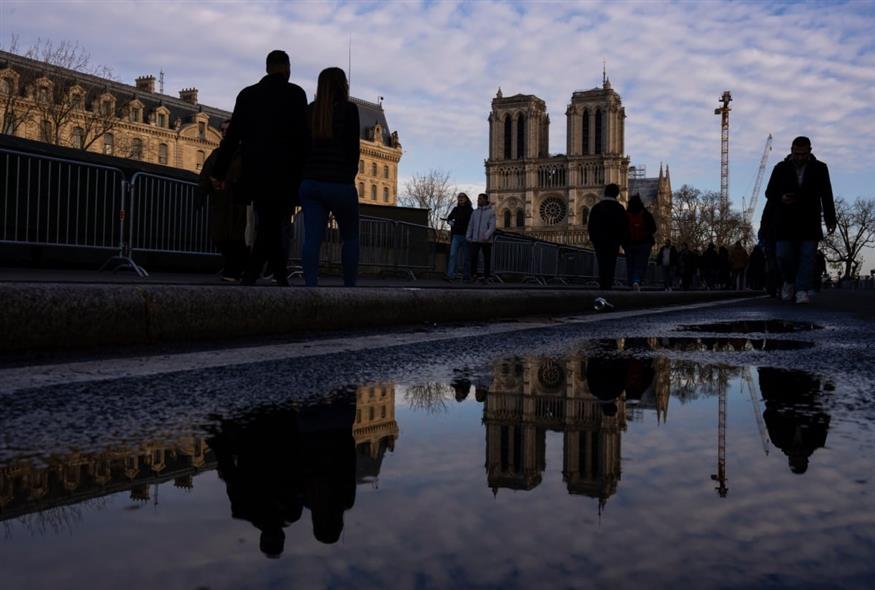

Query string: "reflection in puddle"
[[591, 336, 815, 352], [676, 319, 823, 333]]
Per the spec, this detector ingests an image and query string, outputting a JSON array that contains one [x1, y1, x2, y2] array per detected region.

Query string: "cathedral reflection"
[[483, 341, 671, 507]]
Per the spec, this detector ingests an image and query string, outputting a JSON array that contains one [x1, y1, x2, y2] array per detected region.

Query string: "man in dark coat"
[[587, 183, 629, 290], [764, 136, 836, 304], [211, 50, 309, 286]]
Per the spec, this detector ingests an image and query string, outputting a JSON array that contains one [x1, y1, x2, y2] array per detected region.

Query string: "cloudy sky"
[[3, 0, 875, 265]]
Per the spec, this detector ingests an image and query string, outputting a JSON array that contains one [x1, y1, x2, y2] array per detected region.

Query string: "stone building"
[[0, 49, 402, 206], [485, 77, 671, 245]]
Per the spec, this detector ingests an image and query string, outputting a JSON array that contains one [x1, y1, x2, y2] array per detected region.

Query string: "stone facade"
[[0, 49, 402, 206], [485, 78, 671, 245]]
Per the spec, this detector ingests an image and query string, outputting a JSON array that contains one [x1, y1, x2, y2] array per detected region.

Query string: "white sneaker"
[[795, 290, 811, 304], [781, 282, 795, 302], [633, 282, 641, 292]]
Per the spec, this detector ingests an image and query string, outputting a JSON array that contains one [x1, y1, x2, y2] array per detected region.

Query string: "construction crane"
[[742, 134, 773, 227], [710, 377, 728, 497], [742, 367, 770, 457], [714, 91, 732, 212]]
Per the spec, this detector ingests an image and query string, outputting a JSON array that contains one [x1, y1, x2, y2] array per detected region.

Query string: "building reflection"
[[0, 436, 213, 523], [483, 342, 671, 507], [1, 384, 400, 544]]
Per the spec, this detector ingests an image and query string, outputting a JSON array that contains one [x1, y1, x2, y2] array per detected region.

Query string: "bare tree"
[[403, 382, 452, 414], [822, 197, 875, 279], [399, 169, 457, 231], [671, 184, 751, 249], [1, 36, 120, 150]]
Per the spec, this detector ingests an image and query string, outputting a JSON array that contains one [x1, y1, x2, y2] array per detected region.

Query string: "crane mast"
[[714, 91, 732, 213], [743, 134, 773, 226]]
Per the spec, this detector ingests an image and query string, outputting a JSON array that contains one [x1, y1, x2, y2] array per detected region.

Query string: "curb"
[[0, 283, 760, 352]]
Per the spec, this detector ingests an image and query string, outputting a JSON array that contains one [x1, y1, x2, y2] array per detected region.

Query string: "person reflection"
[[585, 354, 627, 416], [451, 377, 472, 402], [758, 367, 831, 474], [622, 339, 655, 406], [207, 395, 356, 556]]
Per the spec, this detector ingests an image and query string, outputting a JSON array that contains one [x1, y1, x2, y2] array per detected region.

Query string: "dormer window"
[[0, 77, 11, 95], [37, 86, 49, 103], [198, 122, 206, 140], [157, 112, 167, 128], [100, 100, 112, 116], [129, 106, 142, 123]]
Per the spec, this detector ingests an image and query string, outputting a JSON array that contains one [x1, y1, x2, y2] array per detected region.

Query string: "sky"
[[3, 0, 875, 268]]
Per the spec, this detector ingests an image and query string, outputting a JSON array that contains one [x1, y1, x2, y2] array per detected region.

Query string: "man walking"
[[656, 239, 678, 291], [466, 193, 496, 283], [587, 183, 628, 290], [764, 136, 836, 304], [212, 50, 309, 286]]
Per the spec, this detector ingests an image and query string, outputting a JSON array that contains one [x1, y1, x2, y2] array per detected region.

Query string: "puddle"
[[0, 349, 872, 590], [676, 319, 823, 333], [592, 336, 815, 352]]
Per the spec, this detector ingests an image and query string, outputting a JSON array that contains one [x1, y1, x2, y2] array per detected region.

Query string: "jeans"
[[447, 234, 469, 279], [300, 179, 359, 287], [245, 201, 290, 283], [776, 240, 817, 292], [625, 243, 652, 286], [469, 241, 492, 279]]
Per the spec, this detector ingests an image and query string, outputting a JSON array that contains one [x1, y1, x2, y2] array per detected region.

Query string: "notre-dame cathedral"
[[485, 77, 671, 245]]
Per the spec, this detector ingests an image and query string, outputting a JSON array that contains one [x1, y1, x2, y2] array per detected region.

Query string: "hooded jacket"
[[466, 205, 496, 243]]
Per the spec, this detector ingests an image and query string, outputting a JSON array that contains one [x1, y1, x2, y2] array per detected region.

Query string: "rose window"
[[539, 197, 567, 225], [538, 360, 565, 391]]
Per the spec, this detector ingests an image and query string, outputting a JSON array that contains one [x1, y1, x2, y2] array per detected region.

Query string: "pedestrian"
[[466, 192, 497, 283], [299, 67, 361, 287], [764, 136, 836, 304], [677, 242, 695, 290], [813, 249, 827, 292], [656, 239, 678, 291], [748, 243, 766, 291], [717, 245, 731, 289], [587, 183, 629, 290], [443, 193, 473, 281], [211, 50, 309, 286], [701, 243, 720, 290], [758, 199, 781, 297], [623, 193, 657, 291], [199, 119, 248, 282], [729, 241, 750, 290]]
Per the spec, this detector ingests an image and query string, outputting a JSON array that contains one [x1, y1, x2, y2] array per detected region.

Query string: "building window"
[[594, 108, 602, 155], [196, 150, 205, 170], [129, 107, 141, 123], [158, 143, 168, 165], [358, 182, 364, 198], [198, 122, 206, 140], [70, 92, 84, 110], [504, 210, 512, 228], [131, 138, 144, 160], [383, 187, 389, 203], [516, 209, 524, 228], [371, 162, 377, 176], [103, 133, 114, 155], [100, 100, 112, 116], [70, 126, 84, 149], [37, 86, 49, 103], [158, 113, 167, 128], [503, 114, 512, 159], [383, 165, 389, 179], [0, 77, 10, 95], [2, 114, 15, 135], [582, 109, 590, 154], [580, 206, 590, 225], [359, 160, 364, 173], [516, 114, 526, 159], [371, 185, 377, 200]]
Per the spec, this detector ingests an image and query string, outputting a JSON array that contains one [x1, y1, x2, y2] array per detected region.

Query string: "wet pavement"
[[1, 296, 874, 589]]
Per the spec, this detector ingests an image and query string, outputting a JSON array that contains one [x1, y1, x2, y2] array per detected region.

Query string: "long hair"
[[311, 67, 349, 140], [628, 193, 644, 214]]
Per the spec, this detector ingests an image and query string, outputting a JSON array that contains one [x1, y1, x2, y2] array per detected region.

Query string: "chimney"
[[135, 75, 155, 93], [179, 87, 198, 105]]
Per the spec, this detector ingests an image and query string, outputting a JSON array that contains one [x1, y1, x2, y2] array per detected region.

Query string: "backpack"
[[627, 211, 648, 242]]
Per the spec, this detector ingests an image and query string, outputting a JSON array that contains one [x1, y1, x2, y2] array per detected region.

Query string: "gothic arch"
[[503, 114, 512, 159], [516, 112, 526, 159]]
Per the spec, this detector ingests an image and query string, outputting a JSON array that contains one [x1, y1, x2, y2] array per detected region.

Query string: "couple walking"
[[211, 50, 359, 287], [445, 192, 496, 282]]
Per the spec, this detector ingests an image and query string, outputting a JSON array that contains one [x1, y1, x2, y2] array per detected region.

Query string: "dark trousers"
[[246, 201, 290, 283], [217, 239, 248, 279], [469, 241, 492, 279], [594, 242, 620, 290], [300, 179, 359, 287]]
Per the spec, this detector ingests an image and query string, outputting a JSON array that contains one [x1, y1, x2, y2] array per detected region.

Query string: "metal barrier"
[[1, 147, 125, 252], [289, 213, 436, 279]]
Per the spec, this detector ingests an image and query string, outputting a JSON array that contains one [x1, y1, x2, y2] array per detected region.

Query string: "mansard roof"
[[351, 96, 395, 146]]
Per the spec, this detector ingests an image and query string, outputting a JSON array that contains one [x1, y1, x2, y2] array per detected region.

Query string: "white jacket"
[[466, 205, 496, 243]]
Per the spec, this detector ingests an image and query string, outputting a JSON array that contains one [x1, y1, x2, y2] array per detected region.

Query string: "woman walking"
[[623, 193, 657, 290], [300, 67, 360, 286]]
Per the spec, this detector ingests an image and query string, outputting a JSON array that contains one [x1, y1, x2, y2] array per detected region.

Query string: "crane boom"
[[744, 134, 773, 226], [714, 91, 732, 212]]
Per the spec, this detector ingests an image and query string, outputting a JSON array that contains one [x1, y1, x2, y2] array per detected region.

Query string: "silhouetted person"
[[207, 395, 357, 554], [764, 136, 836, 304], [199, 118, 248, 282], [587, 183, 629, 290], [758, 367, 831, 474], [729, 241, 749, 290], [813, 248, 827, 292], [300, 67, 361, 287], [701, 243, 720, 289], [467, 192, 497, 283], [622, 338, 655, 405], [747, 243, 766, 291], [444, 193, 474, 280], [451, 377, 472, 402], [623, 193, 657, 290], [212, 50, 309, 286], [585, 352, 627, 417], [656, 239, 678, 291], [677, 242, 696, 290], [717, 245, 731, 289]]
